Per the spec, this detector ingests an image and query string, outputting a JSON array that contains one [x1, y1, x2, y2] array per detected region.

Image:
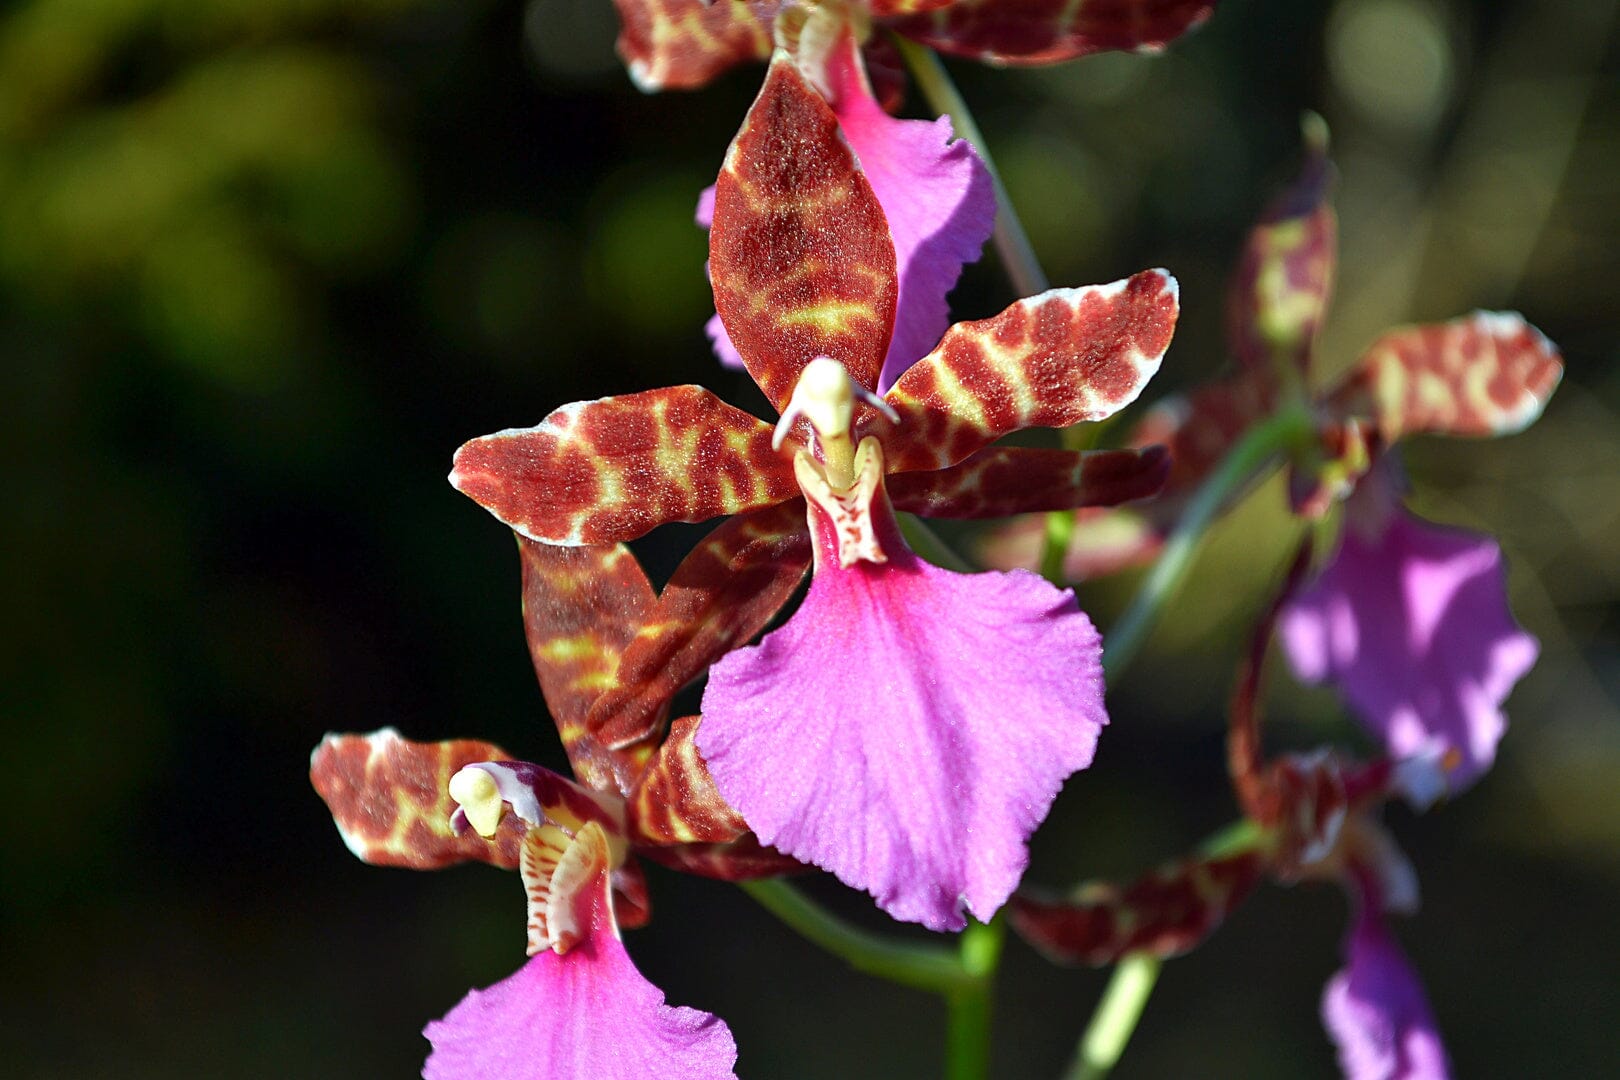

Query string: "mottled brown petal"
[[612, 859, 654, 929], [518, 540, 661, 793], [1328, 311, 1563, 441], [888, 445, 1169, 518], [878, 270, 1179, 472], [1009, 849, 1266, 967], [1227, 124, 1336, 383], [710, 53, 899, 410], [585, 501, 812, 751], [1132, 372, 1276, 502], [628, 716, 750, 845], [310, 730, 524, 870], [451, 385, 798, 546], [638, 834, 804, 881], [611, 0, 776, 92], [890, 0, 1218, 66]]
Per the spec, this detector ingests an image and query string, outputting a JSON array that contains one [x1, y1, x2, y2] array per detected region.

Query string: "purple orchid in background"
[[1017, 125, 1564, 796], [1280, 462, 1540, 796], [701, 23, 995, 391]]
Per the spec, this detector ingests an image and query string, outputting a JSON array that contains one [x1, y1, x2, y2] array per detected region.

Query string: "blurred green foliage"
[[1, 0, 1616, 1076]]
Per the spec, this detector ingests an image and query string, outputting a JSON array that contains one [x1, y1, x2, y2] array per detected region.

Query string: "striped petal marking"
[[611, 0, 776, 92], [1329, 311, 1563, 441], [450, 385, 797, 547], [888, 0, 1219, 66], [878, 269, 1180, 473], [887, 445, 1169, 518], [310, 729, 526, 869], [710, 52, 899, 411]]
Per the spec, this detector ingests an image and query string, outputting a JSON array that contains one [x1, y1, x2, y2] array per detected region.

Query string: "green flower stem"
[[945, 917, 1006, 1080], [1039, 509, 1075, 585], [1102, 403, 1317, 681], [1065, 954, 1163, 1080], [1063, 820, 1270, 1080], [894, 36, 1050, 296], [739, 878, 974, 995]]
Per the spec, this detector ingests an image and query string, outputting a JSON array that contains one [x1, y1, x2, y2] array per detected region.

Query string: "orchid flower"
[[611, 0, 1221, 96], [997, 127, 1561, 794], [450, 55, 1179, 928], [1010, 550, 1455, 1078], [310, 540, 808, 1077]]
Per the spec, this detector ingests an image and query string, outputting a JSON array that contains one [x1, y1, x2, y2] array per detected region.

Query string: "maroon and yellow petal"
[[889, 0, 1218, 66], [1009, 849, 1266, 966], [1327, 311, 1563, 441], [710, 53, 899, 410], [611, 0, 776, 92], [584, 501, 812, 752], [1227, 121, 1336, 384], [451, 385, 797, 546], [310, 730, 524, 869], [878, 270, 1179, 472], [637, 834, 804, 881], [520, 540, 659, 792], [887, 445, 1169, 518], [628, 716, 750, 846]]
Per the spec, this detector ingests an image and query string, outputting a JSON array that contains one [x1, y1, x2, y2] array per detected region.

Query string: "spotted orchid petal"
[[1227, 119, 1336, 384], [311, 729, 528, 869], [628, 716, 750, 846], [696, 31, 994, 392], [698, 502, 1107, 930], [450, 385, 797, 547], [823, 32, 995, 389], [888, 445, 1169, 518], [611, 0, 775, 93], [519, 541, 659, 792], [889, 0, 1219, 65], [1279, 496, 1539, 793], [1328, 311, 1563, 442], [710, 52, 899, 411], [1322, 909, 1453, 1080], [583, 501, 812, 752], [878, 269, 1179, 473], [424, 822, 738, 1080], [1010, 848, 1266, 966]]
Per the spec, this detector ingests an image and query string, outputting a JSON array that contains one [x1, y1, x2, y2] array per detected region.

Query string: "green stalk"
[[898, 513, 977, 572], [1102, 404, 1316, 681], [740, 879, 973, 995], [894, 37, 1050, 296], [944, 918, 1006, 1080], [1064, 954, 1163, 1080]]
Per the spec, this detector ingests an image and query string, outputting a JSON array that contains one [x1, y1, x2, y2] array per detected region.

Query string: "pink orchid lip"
[[424, 821, 740, 1080], [698, 480, 1109, 930]]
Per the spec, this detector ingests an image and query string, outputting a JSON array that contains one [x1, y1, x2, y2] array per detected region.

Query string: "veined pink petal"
[[823, 36, 994, 390], [698, 506, 1106, 930], [423, 847, 737, 1080], [1279, 503, 1537, 794], [1322, 910, 1453, 1080]]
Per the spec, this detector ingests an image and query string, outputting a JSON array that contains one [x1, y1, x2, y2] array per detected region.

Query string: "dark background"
[[2, 0, 1617, 1075]]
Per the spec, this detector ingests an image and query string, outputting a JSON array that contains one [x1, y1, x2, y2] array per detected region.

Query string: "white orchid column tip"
[[450, 765, 505, 838]]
